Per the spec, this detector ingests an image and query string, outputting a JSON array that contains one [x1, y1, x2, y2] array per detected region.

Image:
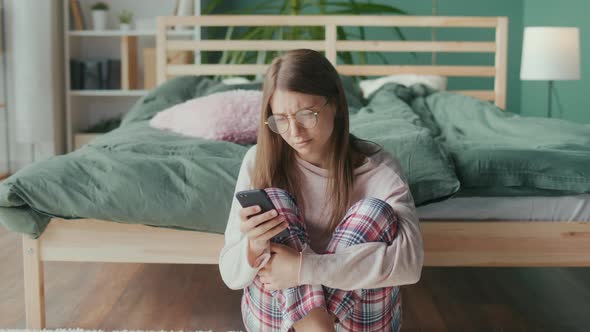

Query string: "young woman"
[[219, 49, 423, 332]]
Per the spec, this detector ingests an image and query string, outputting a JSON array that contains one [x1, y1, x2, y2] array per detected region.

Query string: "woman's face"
[[269, 89, 336, 168]]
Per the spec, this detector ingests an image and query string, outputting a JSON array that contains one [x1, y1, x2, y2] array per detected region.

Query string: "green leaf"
[[218, 26, 235, 66], [203, 0, 225, 14]]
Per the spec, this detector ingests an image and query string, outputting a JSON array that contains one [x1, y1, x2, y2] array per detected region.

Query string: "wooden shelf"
[[69, 90, 148, 97], [68, 30, 196, 37]]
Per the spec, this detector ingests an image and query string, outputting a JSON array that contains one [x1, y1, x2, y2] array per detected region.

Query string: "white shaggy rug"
[[0, 330, 243, 332]]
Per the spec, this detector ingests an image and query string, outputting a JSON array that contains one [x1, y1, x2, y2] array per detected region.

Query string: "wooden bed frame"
[[22, 15, 590, 329]]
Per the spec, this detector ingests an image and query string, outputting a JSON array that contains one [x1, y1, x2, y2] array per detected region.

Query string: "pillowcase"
[[149, 89, 261, 144], [359, 74, 447, 98]]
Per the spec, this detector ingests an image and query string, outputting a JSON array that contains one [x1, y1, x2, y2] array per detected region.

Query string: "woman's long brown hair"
[[251, 49, 358, 235]]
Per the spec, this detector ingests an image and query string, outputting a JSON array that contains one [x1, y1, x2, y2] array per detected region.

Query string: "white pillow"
[[221, 77, 252, 85], [359, 74, 447, 98]]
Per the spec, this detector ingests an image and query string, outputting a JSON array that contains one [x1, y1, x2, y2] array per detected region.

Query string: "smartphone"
[[235, 189, 290, 242]]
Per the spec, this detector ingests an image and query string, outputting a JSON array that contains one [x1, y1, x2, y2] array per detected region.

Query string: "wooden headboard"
[[156, 15, 508, 109]]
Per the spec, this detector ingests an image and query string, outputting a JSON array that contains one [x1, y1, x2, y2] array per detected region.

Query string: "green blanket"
[[407, 86, 590, 195], [0, 122, 250, 237], [0, 76, 457, 237], [3, 76, 588, 238]]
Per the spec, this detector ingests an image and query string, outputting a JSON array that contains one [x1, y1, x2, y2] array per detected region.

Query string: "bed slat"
[[337, 65, 496, 77], [423, 221, 590, 266], [39, 219, 590, 267], [159, 15, 501, 28], [41, 219, 224, 264]]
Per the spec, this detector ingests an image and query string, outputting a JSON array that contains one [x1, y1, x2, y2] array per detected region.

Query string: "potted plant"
[[118, 10, 134, 31], [91, 2, 109, 31]]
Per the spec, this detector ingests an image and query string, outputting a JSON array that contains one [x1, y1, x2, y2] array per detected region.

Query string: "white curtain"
[[0, 1, 8, 172], [10, 0, 62, 144]]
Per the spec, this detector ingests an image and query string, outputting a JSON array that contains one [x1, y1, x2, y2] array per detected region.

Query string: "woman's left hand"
[[258, 243, 301, 291]]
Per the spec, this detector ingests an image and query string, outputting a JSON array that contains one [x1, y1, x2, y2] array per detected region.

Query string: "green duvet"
[[0, 76, 458, 238], [415, 88, 590, 195], [3, 77, 588, 238]]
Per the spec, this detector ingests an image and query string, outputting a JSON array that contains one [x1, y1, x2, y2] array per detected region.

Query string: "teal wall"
[[217, 1, 589, 122], [521, 0, 589, 123], [381, 0, 524, 114]]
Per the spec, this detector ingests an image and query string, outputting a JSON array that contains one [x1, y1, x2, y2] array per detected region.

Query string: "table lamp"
[[520, 27, 580, 117]]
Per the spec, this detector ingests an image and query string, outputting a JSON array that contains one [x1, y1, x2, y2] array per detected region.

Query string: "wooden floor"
[[1, 227, 589, 331]]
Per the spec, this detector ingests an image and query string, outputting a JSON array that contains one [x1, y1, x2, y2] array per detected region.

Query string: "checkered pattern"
[[241, 188, 401, 332]]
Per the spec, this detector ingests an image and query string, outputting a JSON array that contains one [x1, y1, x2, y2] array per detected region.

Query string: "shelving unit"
[[63, 0, 195, 152]]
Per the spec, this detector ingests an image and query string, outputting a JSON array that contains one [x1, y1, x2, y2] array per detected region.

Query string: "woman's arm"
[[219, 146, 271, 290]]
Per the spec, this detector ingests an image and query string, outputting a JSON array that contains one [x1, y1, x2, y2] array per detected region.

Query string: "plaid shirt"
[[241, 189, 401, 332]]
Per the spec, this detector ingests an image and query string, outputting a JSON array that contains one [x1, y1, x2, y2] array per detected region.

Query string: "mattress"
[[416, 194, 590, 222]]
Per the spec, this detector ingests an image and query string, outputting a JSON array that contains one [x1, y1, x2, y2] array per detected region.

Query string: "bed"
[[0, 15, 589, 329]]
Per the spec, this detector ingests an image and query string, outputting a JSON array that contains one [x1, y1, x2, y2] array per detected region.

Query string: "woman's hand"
[[258, 243, 301, 290], [239, 206, 288, 265]]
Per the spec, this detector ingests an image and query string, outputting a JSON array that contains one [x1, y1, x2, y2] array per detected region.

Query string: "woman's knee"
[[264, 187, 307, 246], [333, 197, 398, 246]]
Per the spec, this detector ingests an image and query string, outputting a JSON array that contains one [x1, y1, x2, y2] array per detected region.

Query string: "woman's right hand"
[[239, 206, 288, 258]]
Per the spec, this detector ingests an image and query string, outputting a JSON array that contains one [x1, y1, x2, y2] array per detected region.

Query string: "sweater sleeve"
[[218, 146, 271, 290], [298, 158, 424, 290]]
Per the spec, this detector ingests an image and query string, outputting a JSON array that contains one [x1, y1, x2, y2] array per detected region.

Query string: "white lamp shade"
[[520, 27, 581, 80]]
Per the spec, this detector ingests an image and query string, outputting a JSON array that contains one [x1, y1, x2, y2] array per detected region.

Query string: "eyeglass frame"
[[264, 100, 330, 135]]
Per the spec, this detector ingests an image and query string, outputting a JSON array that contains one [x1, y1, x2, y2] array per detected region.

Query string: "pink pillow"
[[149, 89, 262, 144]]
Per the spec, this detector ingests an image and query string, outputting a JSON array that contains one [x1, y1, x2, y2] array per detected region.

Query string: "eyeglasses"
[[265, 102, 328, 135]]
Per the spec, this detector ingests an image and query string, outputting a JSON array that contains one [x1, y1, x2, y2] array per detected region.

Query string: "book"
[[69, 59, 84, 89], [106, 59, 122, 89], [82, 59, 102, 89], [69, 0, 85, 30]]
